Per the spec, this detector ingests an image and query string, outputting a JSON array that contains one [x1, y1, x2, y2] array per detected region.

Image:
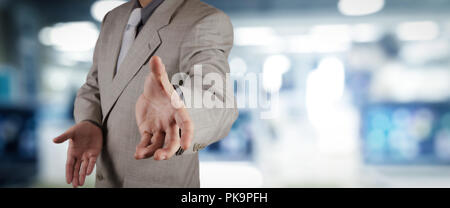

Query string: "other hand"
[[53, 121, 102, 188]]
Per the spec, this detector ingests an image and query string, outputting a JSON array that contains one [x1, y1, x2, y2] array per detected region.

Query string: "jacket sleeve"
[[73, 13, 110, 127], [177, 10, 239, 154]]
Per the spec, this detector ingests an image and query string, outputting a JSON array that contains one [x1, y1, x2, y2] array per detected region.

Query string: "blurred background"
[[1, 0, 450, 188]]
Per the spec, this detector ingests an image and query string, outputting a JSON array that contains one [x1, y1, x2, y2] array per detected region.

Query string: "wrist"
[[81, 120, 102, 130]]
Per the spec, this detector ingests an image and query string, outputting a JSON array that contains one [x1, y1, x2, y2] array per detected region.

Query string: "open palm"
[[134, 56, 193, 160], [53, 121, 102, 187]]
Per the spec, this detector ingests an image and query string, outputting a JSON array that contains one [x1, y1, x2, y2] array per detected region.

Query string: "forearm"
[[176, 77, 238, 154], [74, 86, 102, 126], [186, 107, 238, 154], [174, 10, 236, 155]]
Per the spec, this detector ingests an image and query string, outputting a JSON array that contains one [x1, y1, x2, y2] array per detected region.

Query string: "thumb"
[[150, 56, 166, 77], [53, 129, 74, 144]]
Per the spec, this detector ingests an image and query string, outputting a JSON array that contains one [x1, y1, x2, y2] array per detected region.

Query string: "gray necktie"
[[116, 8, 142, 74]]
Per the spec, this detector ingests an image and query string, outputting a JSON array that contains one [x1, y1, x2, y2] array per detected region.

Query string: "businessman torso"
[[74, 0, 235, 188]]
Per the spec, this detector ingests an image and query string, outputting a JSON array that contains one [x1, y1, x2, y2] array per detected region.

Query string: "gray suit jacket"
[[73, 0, 238, 188]]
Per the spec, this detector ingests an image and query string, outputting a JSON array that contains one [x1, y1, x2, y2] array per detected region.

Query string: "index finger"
[[174, 108, 193, 150]]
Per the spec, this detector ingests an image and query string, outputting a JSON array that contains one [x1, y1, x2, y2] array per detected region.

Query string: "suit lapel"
[[102, 0, 185, 123]]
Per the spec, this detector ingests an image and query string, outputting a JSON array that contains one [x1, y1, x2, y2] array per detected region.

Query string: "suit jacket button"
[[96, 173, 104, 181]]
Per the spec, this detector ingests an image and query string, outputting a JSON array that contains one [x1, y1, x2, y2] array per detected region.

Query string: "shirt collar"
[[134, 0, 165, 25]]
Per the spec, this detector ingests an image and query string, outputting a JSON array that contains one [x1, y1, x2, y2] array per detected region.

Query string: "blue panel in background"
[[0, 69, 11, 102], [0, 105, 37, 187], [361, 103, 450, 165], [201, 110, 254, 161]]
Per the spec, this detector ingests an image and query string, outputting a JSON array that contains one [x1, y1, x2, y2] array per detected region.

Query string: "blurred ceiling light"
[[400, 41, 449, 64], [38, 27, 53, 46], [396, 21, 440, 41], [91, 0, 126, 22], [287, 35, 314, 53], [306, 57, 346, 126], [288, 25, 351, 54], [310, 24, 351, 53], [311, 24, 351, 42], [235, 27, 280, 46], [338, 0, 384, 16], [371, 65, 450, 102], [305, 57, 357, 154], [39, 22, 99, 52], [287, 35, 350, 54], [229, 57, 247, 76], [262, 55, 291, 92], [306, 57, 346, 104], [351, 24, 381, 42]]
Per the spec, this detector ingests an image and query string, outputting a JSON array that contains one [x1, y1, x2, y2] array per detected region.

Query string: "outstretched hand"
[[134, 56, 194, 160], [53, 121, 103, 188]]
